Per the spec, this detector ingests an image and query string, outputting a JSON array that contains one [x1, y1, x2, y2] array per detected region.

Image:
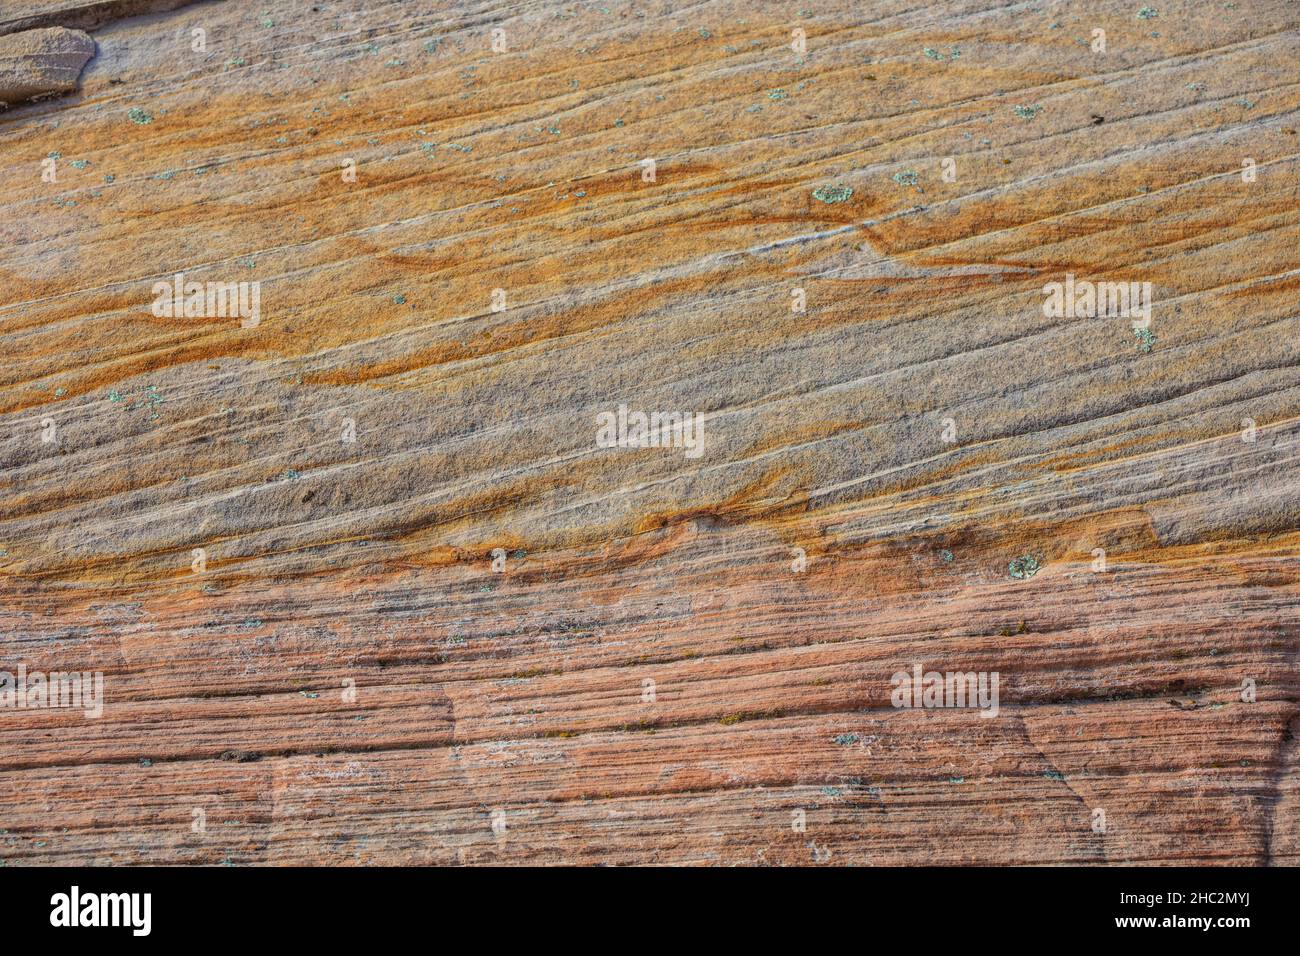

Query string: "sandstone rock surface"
[[0, 1, 197, 37], [0, 0, 1296, 866], [0, 26, 94, 105]]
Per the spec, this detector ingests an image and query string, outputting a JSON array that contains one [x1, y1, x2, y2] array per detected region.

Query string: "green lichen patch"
[[1013, 104, 1042, 120], [127, 107, 153, 125], [812, 184, 853, 204], [1134, 327, 1156, 353], [128, 384, 163, 419]]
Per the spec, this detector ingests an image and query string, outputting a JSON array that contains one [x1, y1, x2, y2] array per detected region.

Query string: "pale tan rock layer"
[[0, 0, 1296, 865], [0, 26, 94, 104], [0, 1, 199, 37]]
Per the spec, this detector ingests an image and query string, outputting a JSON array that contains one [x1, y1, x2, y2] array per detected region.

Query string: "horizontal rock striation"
[[0, 26, 94, 105]]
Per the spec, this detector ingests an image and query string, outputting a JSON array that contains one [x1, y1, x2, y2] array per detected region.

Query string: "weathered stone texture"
[[0, 0, 1296, 865]]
